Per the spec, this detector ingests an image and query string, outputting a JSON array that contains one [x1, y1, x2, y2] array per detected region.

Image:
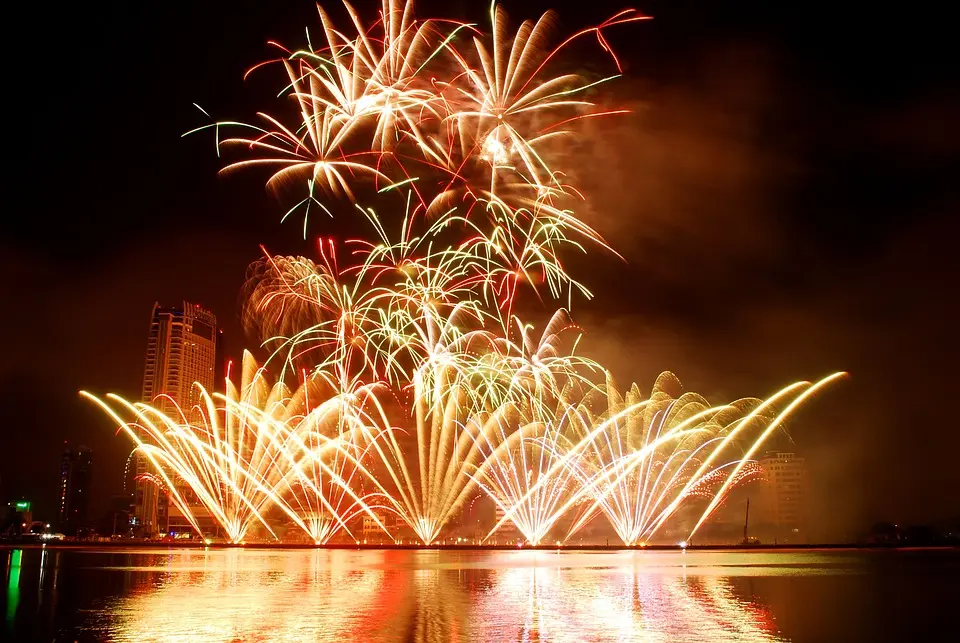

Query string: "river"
[[3, 546, 956, 641]]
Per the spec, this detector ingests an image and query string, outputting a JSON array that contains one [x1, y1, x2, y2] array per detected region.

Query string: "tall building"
[[758, 451, 809, 542], [59, 445, 93, 536], [135, 301, 218, 537]]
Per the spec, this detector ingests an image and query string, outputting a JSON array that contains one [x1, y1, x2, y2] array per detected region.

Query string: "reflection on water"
[[3, 547, 958, 642], [5, 548, 20, 627]]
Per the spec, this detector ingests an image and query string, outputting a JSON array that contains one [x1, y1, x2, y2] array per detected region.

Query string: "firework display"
[[84, 1, 843, 545]]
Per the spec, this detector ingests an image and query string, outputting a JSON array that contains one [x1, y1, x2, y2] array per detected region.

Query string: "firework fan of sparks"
[[85, 1, 846, 545]]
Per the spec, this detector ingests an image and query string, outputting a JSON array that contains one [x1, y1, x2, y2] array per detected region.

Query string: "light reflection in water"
[[82, 549, 798, 642], [8, 547, 958, 642], [472, 561, 783, 642], [4, 549, 21, 630]]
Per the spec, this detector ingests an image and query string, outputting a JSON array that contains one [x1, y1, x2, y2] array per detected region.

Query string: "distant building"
[[492, 504, 520, 544], [135, 301, 218, 538], [758, 451, 809, 542], [59, 445, 93, 536], [1, 500, 34, 537], [98, 494, 134, 537], [361, 513, 396, 543]]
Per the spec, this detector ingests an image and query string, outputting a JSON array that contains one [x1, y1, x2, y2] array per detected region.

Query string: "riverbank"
[[2, 539, 957, 551]]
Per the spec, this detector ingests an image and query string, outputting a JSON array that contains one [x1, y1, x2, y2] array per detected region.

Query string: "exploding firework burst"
[[88, 1, 845, 545]]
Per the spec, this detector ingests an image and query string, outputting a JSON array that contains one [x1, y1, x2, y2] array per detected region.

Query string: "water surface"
[[3, 547, 956, 641]]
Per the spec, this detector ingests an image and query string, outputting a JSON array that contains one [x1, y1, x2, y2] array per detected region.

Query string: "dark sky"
[[3, 1, 957, 539]]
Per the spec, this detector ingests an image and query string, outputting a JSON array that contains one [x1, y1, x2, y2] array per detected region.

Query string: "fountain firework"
[[84, 1, 844, 545]]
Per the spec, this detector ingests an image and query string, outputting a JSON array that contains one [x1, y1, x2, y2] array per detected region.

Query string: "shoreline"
[[2, 541, 957, 552]]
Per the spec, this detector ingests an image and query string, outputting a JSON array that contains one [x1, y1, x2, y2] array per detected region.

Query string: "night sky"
[[3, 0, 957, 539]]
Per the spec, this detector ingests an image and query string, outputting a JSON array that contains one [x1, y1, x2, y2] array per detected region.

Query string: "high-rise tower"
[[59, 444, 93, 536], [135, 302, 217, 537], [758, 451, 810, 543]]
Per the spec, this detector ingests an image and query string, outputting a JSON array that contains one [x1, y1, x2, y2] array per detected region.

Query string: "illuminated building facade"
[[361, 513, 398, 543], [759, 451, 809, 542], [59, 445, 93, 536], [492, 504, 520, 543], [135, 301, 218, 537]]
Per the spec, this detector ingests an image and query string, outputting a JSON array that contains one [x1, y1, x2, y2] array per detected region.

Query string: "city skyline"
[[0, 424, 822, 544], [7, 293, 833, 545], [6, 282, 949, 543], [0, 265, 838, 546]]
